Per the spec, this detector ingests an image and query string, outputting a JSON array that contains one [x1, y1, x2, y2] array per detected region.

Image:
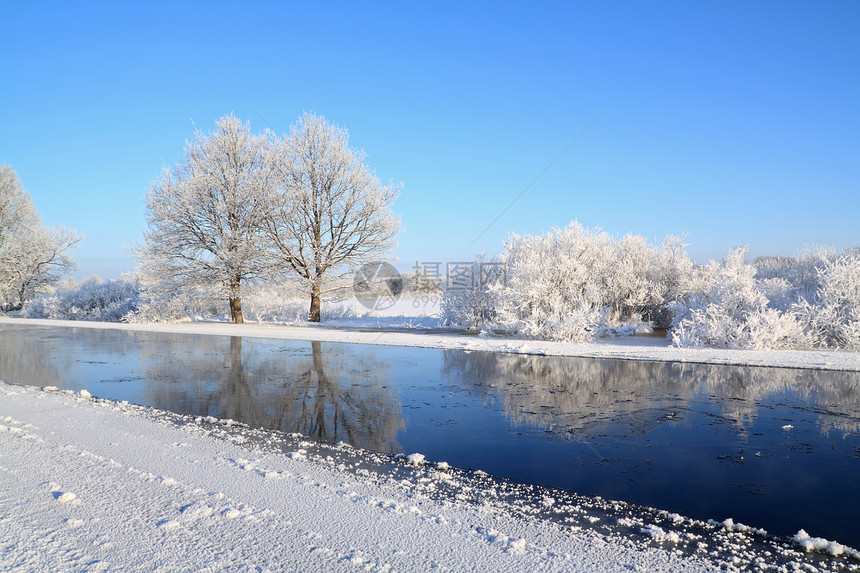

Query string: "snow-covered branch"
[[0, 166, 82, 312], [131, 115, 275, 323], [263, 113, 401, 322]]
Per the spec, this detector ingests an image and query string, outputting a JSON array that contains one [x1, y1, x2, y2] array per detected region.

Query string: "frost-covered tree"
[[609, 233, 694, 327], [132, 115, 273, 323], [794, 249, 860, 350], [489, 223, 613, 341], [0, 166, 81, 312], [671, 247, 809, 349], [264, 113, 401, 322], [754, 247, 834, 312], [480, 222, 692, 341], [441, 254, 502, 330]]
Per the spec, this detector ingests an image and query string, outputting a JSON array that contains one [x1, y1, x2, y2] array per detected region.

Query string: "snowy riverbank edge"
[[3, 382, 857, 572], [3, 316, 859, 372], [0, 381, 711, 572]]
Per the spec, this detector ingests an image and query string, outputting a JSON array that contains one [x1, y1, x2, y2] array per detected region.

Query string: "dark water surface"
[[1, 324, 858, 546]]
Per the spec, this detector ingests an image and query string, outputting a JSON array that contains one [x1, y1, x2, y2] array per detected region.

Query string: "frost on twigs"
[[130, 115, 273, 325], [263, 112, 401, 323], [793, 250, 860, 350], [674, 246, 860, 350], [0, 165, 82, 313], [671, 247, 811, 350], [444, 222, 693, 341]]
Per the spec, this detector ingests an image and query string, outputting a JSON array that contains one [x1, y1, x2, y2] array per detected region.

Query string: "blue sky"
[[2, 1, 858, 280]]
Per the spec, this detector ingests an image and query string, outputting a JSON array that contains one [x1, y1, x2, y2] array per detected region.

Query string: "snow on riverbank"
[[3, 382, 857, 572], [0, 382, 715, 572], [3, 316, 859, 371]]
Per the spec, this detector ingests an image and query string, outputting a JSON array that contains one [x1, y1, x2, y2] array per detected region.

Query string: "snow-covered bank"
[[3, 316, 859, 371], [3, 382, 856, 572], [0, 382, 711, 572]]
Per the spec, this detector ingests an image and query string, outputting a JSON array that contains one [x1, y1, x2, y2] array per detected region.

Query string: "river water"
[[1, 323, 858, 546]]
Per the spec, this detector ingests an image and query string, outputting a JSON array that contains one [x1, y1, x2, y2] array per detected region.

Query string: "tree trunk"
[[308, 280, 322, 323], [229, 297, 244, 323], [10, 280, 29, 312], [228, 279, 244, 324]]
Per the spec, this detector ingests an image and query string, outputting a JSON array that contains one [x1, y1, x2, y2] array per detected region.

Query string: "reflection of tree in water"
[[443, 351, 860, 437], [0, 325, 151, 388], [0, 326, 71, 387], [140, 337, 404, 452], [683, 362, 860, 436]]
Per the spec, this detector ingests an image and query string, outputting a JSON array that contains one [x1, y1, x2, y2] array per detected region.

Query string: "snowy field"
[[2, 315, 859, 571]]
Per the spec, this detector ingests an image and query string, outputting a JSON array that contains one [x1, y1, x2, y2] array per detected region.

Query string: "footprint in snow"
[[157, 519, 182, 531], [54, 491, 80, 505]]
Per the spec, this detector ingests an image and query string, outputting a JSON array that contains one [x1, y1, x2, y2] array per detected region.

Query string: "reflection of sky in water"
[[1, 324, 858, 546]]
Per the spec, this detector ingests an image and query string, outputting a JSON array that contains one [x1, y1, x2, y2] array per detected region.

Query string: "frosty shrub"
[[23, 276, 139, 322], [671, 247, 809, 349], [239, 283, 310, 323], [131, 282, 226, 323], [794, 249, 860, 350], [482, 222, 694, 342], [125, 271, 231, 323], [613, 232, 695, 328], [754, 246, 835, 312], [440, 254, 502, 331], [490, 224, 606, 341]]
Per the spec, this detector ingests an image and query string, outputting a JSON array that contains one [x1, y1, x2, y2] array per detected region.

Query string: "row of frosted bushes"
[[17, 222, 860, 350], [441, 222, 859, 350], [19, 279, 362, 324], [22, 277, 140, 322], [19, 272, 437, 325]]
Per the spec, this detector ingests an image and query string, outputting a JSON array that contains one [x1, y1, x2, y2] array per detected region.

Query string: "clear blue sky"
[[2, 1, 858, 280]]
